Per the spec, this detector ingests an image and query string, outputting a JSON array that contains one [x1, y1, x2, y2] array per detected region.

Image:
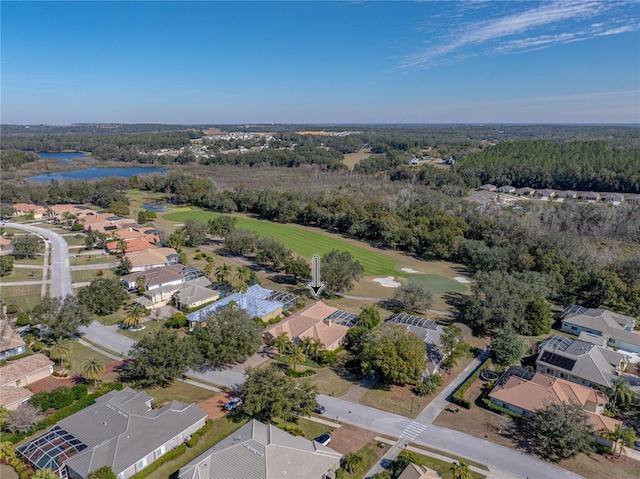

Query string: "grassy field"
[[69, 254, 118, 266], [342, 149, 379, 170], [68, 341, 118, 378], [0, 285, 43, 311], [147, 380, 217, 405], [408, 274, 468, 295], [163, 210, 400, 277], [62, 234, 88, 246], [1, 267, 45, 282], [71, 268, 116, 283]]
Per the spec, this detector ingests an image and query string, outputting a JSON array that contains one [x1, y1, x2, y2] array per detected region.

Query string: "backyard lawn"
[[0, 285, 43, 311], [147, 380, 217, 405]]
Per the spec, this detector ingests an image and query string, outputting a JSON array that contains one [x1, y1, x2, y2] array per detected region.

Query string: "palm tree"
[[203, 261, 214, 281], [342, 452, 364, 473], [168, 229, 185, 251], [117, 238, 128, 257], [603, 424, 636, 460], [82, 356, 106, 388], [308, 338, 325, 363], [609, 378, 634, 408], [227, 299, 239, 311], [285, 344, 306, 371], [450, 460, 472, 479], [236, 281, 248, 309], [49, 337, 73, 366], [301, 337, 313, 358], [273, 332, 290, 354], [235, 266, 251, 285], [135, 276, 146, 292], [123, 303, 148, 330], [216, 263, 232, 283]]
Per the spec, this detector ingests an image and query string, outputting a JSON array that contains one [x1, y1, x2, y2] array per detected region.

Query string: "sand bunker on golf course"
[[373, 276, 401, 287], [454, 277, 471, 283], [400, 267, 420, 273]]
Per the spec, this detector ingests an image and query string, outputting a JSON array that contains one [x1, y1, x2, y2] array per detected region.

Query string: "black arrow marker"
[[307, 255, 325, 298]]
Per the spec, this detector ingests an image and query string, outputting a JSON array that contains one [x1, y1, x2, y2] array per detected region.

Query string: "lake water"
[[38, 152, 90, 162], [27, 167, 167, 182]]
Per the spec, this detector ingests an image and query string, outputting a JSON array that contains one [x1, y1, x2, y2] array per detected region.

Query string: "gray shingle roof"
[[178, 419, 341, 479], [25, 387, 205, 478]]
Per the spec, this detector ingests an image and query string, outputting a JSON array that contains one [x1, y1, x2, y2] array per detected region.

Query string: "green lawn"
[[271, 417, 335, 441], [70, 254, 118, 266], [397, 450, 486, 479], [71, 269, 116, 283], [63, 234, 88, 246], [146, 380, 217, 405], [163, 210, 401, 277], [336, 442, 387, 479], [117, 319, 165, 340], [68, 341, 118, 378], [0, 285, 43, 311], [408, 274, 469, 295], [1, 267, 45, 281]]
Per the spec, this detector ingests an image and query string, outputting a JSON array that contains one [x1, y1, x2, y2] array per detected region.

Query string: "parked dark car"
[[314, 433, 331, 446], [313, 404, 326, 414], [223, 397, 243, 411]]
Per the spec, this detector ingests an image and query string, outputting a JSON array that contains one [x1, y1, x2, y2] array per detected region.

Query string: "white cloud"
[[400, 0, 639, 69]]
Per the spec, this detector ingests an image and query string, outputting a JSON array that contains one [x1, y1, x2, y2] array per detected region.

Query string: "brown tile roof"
[[0, 353, 53, 386], [12, 203, 47, 213], [48, 204, 84, 215], [264, 301, 349, 348], [489, 372, 621, 432], [0, 321, 25, 353], [125, 247, 178, 269], [106, 237, 159, 253]]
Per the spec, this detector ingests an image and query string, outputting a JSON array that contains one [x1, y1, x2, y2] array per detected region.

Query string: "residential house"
[[263, 301, 353, 351], [47, 204, 85, 221], [398, 463, 440, 479], [177, 419, 342, 479], [125, 247, 180, 272], [17, 387, 206, 479], [187, 284, 289, 324], [496, 185, 516, 194], [107, 237, 160, 254], [581, 191, 601, 202], [489, 367, 621, 434], [0, 237, 13, 255], [112, 227, 161, 243], [557, 190, 578, 200], [122, 264, 203, 291], [534, 189, 557, 200], [12, 203, 47, 219], [625, 193, 640, 204], [536, 335, 630, 389], [386, 313, 446, 376], [173, 277, 220, 311], [477, 184, 497, 192], [81, 212, 138, 234], [1, 354, 53, 410], [603, 193, 625, 205], [0, 320, 26, 359], [561, 305, 640, 354], [515, 187, 536, 196]]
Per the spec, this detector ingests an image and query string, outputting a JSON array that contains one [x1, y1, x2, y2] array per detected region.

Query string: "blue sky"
[[2, 1, 639, 124]]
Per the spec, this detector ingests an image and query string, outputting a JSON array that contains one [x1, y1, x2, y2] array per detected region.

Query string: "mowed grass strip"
[[408, 274, 469, 294], [163, 211, 400, 277]]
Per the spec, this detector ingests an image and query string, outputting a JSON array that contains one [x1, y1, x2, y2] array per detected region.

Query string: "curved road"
[[10, 223, 584, 479]]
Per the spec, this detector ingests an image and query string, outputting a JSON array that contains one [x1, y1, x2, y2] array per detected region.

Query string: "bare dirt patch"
[[329, 424, 377, 455], [196, 393, 229, 420]]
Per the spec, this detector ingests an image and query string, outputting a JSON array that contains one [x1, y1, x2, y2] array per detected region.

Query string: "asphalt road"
[[12, 222, 584, 479]]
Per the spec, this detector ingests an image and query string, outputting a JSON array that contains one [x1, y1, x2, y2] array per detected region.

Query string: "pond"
[[27, 167, 167, 182], [37, 152, 90, 164], [142, 202, 167, 212]]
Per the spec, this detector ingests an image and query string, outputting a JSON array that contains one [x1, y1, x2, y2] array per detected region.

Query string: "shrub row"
[[481, 398, 523, 419], [186, 419, 214, 447], [451, 357, 492, 409], [128, 444, 187, 479], [30, 384, 88, 411]]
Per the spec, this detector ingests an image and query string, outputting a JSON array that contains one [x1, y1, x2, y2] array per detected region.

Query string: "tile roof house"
[[125, 247, 180, 272], [0, 237, 13, 255], [561, 305, 640, 354], [106, 237, 159, 254], [178, 419, 342, 479], [187, 285, 284, 324], [478, 184, 497, 192], [580, 191, 601, 202], [496, 185, 515, 194], [489, 368, 621, 433], [174, 277, 220, 311], [263, 301, 351, 351], [1, 353, 54, 410], [122, 264, 203, 291], [47, 204, 85, 220], [557, 190, 578, 199], [81, 212, 138, 234], [535, 335, 630, 389], [603, 193, 625, 205], [0, 320, 26, 360], [534, 189, 557, 200], [398, 463, 440, 479], [12, 203, 47, 219], [17, 387, 206, 479], [515, 187, 536, 196]]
